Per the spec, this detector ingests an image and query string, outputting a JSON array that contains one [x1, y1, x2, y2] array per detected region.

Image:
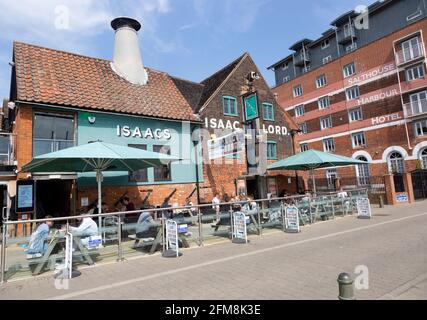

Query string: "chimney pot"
[[110, 17, 148, 85]]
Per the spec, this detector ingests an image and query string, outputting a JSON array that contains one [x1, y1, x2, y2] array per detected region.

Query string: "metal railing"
[[395, 42, 425, 66], [0, 188, 369, 283], [404, 99, 427, 118]]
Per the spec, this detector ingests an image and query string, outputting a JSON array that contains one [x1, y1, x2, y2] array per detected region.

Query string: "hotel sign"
[[346, 62, 396, 86], [357, 88, 399, 106], [372, 113, 402, 126]]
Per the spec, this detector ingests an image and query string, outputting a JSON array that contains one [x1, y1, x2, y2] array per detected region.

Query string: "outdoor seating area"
[[1, 188, 369, 282]]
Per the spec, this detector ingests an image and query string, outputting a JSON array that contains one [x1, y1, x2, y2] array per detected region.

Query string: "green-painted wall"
[[77, 111, 202, 187]]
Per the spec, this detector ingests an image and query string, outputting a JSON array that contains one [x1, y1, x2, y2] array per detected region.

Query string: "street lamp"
[[290, 128, 302, 193], [192, 129, 202, 205]]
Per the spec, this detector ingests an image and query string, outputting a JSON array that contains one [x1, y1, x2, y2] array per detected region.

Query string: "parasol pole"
[[311, 168, 317, 197], [96, 168, 103, 242]]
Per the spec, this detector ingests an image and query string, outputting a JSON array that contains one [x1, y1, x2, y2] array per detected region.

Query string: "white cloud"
[[0, 0, 172, 53]]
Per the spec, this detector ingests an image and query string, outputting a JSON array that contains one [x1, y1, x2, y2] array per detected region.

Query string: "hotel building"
[[269, 0, 427, 199]]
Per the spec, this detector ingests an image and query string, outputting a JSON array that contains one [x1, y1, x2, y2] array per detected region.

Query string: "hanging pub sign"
[[243, 93, 259, 121], [284, 206, 300, 233], [357, 198, 372, 219], [16, 180, 35, 213], [208, 130, 245, 160]]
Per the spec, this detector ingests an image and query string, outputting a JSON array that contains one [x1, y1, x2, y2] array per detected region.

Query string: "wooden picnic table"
[[28, 230, 96, 275]]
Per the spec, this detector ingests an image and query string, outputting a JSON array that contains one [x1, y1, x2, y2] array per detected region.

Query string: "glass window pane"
[[129, 145, 148, 182], [154, 145, 171, 181]]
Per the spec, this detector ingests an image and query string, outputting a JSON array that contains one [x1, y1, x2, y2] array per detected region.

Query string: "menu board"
[[16, 180, 35, 213], [285, 206, 300, 233], [166, 220, 179, 257], [357, 198, 372, 219], [233, 212, 248, 244]]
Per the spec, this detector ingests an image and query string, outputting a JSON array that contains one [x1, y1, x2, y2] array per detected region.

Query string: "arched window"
[[356, 156, 370, 185], [388, 152, 405, 173], [421, 148, 427, 169]]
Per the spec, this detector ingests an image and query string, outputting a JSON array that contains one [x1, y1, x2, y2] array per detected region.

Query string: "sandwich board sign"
[[284, 206, 300, 233], [357, 198, 372, 219], [232, 212, 248, 244], [165, 220, 179, 257]]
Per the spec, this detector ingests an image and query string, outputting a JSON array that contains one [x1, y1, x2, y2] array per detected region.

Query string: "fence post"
[[1, 223, 7, 284], [161, 217, 166, 252], [257, 203, 262, 236], [197, 207, 203, 247], [230, 209, 234, 240], [117, 214, 123, 262], [309, 196, 313, 224], [331, 195, 335, 219]]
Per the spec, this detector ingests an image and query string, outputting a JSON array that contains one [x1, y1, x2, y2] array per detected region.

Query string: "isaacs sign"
[[116, 125, 172, 140], [204, 118, 289, 136]]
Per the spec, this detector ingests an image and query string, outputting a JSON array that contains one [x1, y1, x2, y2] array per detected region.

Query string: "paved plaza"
[[1, 201, 427, 300]]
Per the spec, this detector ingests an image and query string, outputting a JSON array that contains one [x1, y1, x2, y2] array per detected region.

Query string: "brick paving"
[[1, 202, 427, 300]]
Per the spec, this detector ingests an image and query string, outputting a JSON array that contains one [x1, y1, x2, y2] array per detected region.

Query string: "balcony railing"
[[294, 52, 310, 67], [404, 99, 427, 118], [395, 42, 425, 66], [0, 134, 15, 167]]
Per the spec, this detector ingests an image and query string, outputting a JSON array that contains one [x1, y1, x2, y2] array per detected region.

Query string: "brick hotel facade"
[[269, 0, 427, 199]]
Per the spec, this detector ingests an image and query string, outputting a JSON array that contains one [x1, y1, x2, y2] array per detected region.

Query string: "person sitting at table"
[[161, 198, 173, 219], [69, 214, 99, 246], [134, 208, 158, 243], [184, 197, 197, 216], [26, 215, 54, 257]]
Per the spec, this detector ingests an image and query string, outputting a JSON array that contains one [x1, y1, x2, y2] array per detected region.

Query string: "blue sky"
[[0, 0, 366, 99]]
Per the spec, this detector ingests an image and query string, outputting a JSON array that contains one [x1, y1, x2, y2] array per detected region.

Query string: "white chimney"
[[111, 17, 148, 85]]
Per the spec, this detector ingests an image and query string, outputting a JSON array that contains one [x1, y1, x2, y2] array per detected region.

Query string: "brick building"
[[174, 53, 298, 201], [5, 17, 297, 223], [268, 0, 427, 200]]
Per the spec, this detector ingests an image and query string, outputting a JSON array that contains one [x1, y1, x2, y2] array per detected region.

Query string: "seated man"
[[69, 214, 99, 247], [26, 215, 54, 258]]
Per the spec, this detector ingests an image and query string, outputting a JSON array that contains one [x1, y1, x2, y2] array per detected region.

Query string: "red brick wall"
[[13, 104, 33, 179]]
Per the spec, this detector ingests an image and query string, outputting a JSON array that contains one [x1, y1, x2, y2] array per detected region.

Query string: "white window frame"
[[316, 74, 327, 88], [343, 62, 356, 78], [409, 91, 427, 115], [321, 39, 330, 50], [415, 120, 427, 136], [283, 76, 291, 83], [343, 23, 354, 38], [299, 122, 307, 134], [346, 42, 358, 53], [300, 143, 309, 152], [323, 55, 332, 64], [356, 156, 370, 186], [318, 96, 331, 109], [421, 148, 427, 169], [295, 105, 305, 118], [346, 86, 360, 101], [388, 152, 405, 174], [320, 116, 332, 130], [282, 62, 289, 70], [293, 85, 303, 97], [406, 64, 425, 81], [348, 107, 363, 122], [326, 169, 338, 188], [351, 132, 367, 148], [401, 36, 421, 62], [407, 10, 422, 22], [323, 138, 335, 152]]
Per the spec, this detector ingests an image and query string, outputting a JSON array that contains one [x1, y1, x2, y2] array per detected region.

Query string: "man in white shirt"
[[70, 214, 99, 246]]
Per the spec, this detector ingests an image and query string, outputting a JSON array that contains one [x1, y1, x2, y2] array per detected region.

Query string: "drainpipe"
[[393, 42, 413, 151]]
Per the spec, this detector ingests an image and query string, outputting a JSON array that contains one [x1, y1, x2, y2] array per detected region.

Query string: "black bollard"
[[337, 273, 356, 300]]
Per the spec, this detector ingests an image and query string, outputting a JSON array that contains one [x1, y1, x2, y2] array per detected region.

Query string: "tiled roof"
[[13, 42, 200, 122], [198, 53, 248, 108], [171, 77, 205, 112]]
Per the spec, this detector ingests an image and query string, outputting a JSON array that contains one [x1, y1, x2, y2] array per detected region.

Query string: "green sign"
[[244, 94, 258, 121]]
